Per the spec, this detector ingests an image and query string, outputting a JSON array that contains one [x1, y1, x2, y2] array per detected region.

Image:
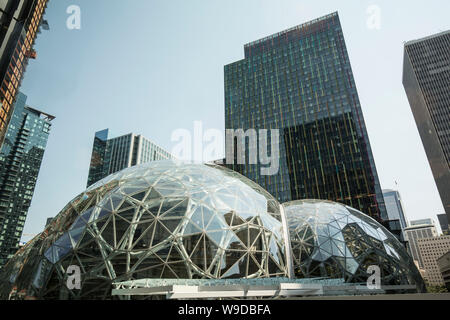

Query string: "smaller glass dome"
[[283, 200, 425, 292]]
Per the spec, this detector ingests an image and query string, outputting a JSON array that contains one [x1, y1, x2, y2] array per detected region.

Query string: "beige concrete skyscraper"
[[417, 235, 450, 286]]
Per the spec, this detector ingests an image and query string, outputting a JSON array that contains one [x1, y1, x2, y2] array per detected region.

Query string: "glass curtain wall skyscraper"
[[381, 189, 409, 242], [224, 12, 386, 220], [383, 189, 408, 230], [403, 30, 450, 223], [0, 92, 53, 268], [0, 0, 50, 149], [87, 129, 174, 187]]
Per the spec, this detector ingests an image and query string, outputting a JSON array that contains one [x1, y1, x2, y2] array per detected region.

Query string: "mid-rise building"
[[0, 0, 50, 149], [224, 12, 386, 220], [404, 219, 438, 269], [0, 92, 53, 268], [417, 235, 450, 286], [437, 213, 449, 235], [87, 129, 173, 187], [403, 30, 450, 223]]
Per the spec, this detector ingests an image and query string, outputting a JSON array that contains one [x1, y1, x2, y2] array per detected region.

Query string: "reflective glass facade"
[[284, 200, 425, 292], [225, 12, 386, 221], [0, 0, 49, 149], [382, 189, 408, 238], [403, 30, 450, 222], [0, 92, 53, 269], [87, 129, 174, 187]]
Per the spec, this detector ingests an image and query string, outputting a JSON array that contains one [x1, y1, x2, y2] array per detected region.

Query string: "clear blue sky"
[[19, 0, 450, 239]]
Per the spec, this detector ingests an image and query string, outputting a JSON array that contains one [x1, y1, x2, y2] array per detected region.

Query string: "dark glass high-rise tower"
[[383, 189, 408, 230], [403, 30, 450, 222], [383, 189, 408, 241], [0, 92, 53, 268], [0, 0, 50, 149], [225, 12, 386, 220]]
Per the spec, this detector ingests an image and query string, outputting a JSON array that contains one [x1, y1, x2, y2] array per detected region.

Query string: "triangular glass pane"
[[202, 206, 215, 229], [183, 220, 203, 235], [139, 209, 155, 221], [114, 215, 131, 245], [160, 218, 182, 233], [110, 194, 124, 211], [151, 221, 172, 246], [146, 188, 161, 200], [131, 221, 155, 249], [331, 239, 345, 257], [95, 207, 112, 221], [269, 237, 279, 264], [206, 230, 225, 247], [206, 215, 227, 232], [131, 191, 147, 201], [160, 198, 188, 219], [225, 233, 246, 251], [222, 257, 244, 278], [121, 186, 144, 195], [190, 236, 207, 270], [69, 227, 85, 247], [70, 208, 94, 230], [190, 206, 204, 229]]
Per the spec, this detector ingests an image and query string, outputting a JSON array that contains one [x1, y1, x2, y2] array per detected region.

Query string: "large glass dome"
[[0, 161, 289, 300], [283, 200, 425, 292]]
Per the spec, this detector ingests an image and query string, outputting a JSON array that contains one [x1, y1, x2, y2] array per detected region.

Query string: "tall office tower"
[[0, 0, 50, 149], [224, 12, 386, 220], [0, 92, 53, 268], [437, 213, 449, 235], [417, 235, 450, 286], [87, 129, 174, 187], [404, 219, 438, 269], [403, 30, 450, 222], [383, 189, 408, 231], [380, 190, 406, 243]]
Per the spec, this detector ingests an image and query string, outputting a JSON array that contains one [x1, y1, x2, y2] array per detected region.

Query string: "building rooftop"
[[404, 224, 435, 231], [24, 106, 55, 121], [94, 128, 169, 153], [244, 11, 339, 50], [405, 29, 450, 46]]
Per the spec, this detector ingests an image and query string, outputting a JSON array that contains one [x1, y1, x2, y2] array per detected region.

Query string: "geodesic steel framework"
[[283, 200, 425, 292], [0, 161, 289, 300]]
